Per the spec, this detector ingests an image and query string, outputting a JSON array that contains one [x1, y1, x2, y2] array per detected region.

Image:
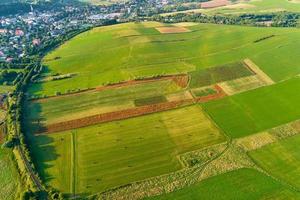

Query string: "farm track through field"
[[31, 74, 188, 103]]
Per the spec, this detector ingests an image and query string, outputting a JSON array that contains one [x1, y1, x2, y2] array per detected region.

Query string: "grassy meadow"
[[250, 134, 300, 190], [30, 22, 300, 96], [148, 169, 300, 200], [26, 79, 182, 127], [29, 106, 225, 195], [203, 77, 300, 138], [0, 148, 22, 200], [25, 21, 300, 199]]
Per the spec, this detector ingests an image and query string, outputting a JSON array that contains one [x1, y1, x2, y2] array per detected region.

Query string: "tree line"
[[151, 12, 300, 27]]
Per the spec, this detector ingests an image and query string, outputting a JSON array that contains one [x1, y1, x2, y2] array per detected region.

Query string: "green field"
[[148, 169, 300, 200], [31, 22, 300, 96], [26, 78, 182, 128], [161, 0, 300, 16], [0, 148, 22, 200], [25, 21, 300, 199], [203, 77, 300, 138], [29, 106, 225, 195], [250, 134, 300, 190]]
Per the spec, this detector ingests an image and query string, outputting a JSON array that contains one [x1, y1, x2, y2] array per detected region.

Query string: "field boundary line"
[[30, 74, 188, 103], [37, 99, 194, 134], [70, 131, 76, 198], [243, 58, 275, 85], [37, 85, 228, 135]]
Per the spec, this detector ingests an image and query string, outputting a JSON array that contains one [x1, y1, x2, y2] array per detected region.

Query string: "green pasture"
[[26, 79, 181, 127], [250, 134, 300, 190], [31, 22, 300, 96], [0, 148, 22, 200], [30, 106, 225, 195], [148, 168, 300, 200], [162, 0, 300, 15], [203, 77, 300, 138]]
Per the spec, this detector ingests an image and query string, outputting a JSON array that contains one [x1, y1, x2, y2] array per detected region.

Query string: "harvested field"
[[218, 75, 266, 95], [189, 61, 254, 89], [200, 0, 230, 9], [32, 106, 225, 194], [235, 131, 277, 152], [165, 91, 193, 102], [243, 59, 275, 85], [173, 22, 198, 27], [38, 99, 194, 134], [155, 27, 191, 34]]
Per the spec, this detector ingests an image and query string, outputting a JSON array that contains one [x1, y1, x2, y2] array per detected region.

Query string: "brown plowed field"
[[38, 99, 194, 134]]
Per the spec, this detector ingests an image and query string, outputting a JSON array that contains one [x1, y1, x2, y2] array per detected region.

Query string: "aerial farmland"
[[19, 20, 300, 199]]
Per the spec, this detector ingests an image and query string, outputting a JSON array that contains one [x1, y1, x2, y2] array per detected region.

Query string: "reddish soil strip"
[[195, 85, 227, 103], [37, 84, 226, 135], [38, 99, 194, 134], [32, 74, 188, 103], [200, 0, 230, 9]]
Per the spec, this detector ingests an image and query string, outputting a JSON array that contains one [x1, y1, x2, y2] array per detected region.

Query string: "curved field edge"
[[29, 22, 300, 97]]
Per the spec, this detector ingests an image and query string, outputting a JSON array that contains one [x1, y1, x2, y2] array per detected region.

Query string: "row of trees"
[[152, 12, 300, 27]]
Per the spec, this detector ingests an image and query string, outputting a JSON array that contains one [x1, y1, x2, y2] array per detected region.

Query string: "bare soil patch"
[[155, 27, 191, 34]]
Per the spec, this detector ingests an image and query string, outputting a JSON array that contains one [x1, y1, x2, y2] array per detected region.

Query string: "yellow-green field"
[[31, 22, 300, 97], [29, 106, 225, 195], [25, 21, 300, 199]]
